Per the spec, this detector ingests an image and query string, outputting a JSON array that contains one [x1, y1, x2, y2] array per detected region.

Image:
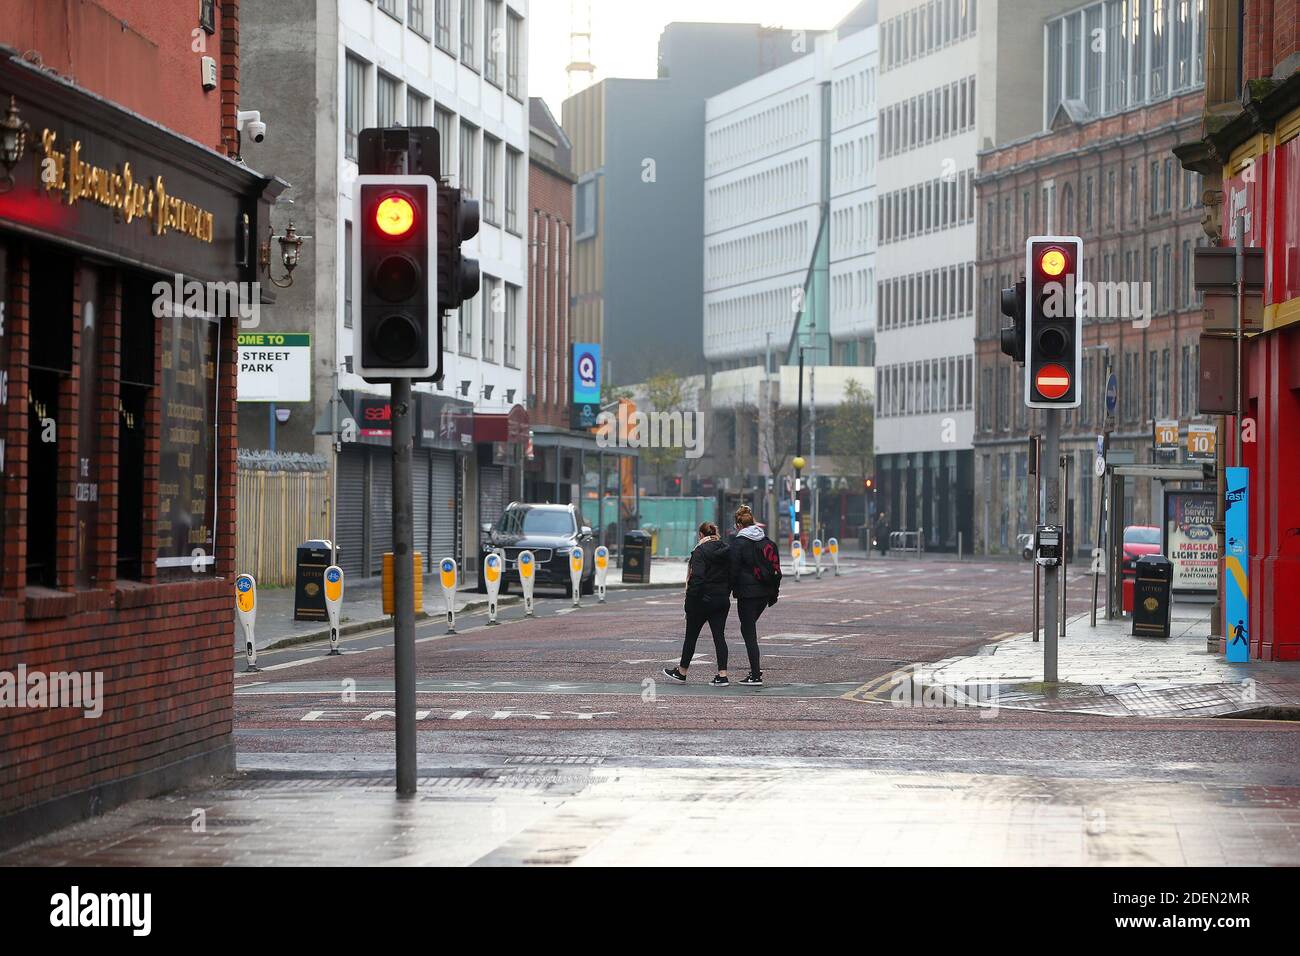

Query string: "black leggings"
[[680, 598, 730, 671], [736, 597, 767, 675]]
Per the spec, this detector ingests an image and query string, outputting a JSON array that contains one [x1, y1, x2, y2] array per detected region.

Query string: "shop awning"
[[474, 404, 530, 444]]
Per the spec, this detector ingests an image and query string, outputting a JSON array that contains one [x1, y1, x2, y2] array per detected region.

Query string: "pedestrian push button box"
[[1035, 525, 1062, 568]]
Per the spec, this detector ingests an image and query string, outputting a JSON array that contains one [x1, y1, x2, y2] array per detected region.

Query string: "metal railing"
[[889, 528, 925, 558]]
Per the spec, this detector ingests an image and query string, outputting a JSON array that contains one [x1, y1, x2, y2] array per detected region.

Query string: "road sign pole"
[[391, 377, 417, 796], [1042, 410, 1061, 682], [1031, 435, 1040, 643]]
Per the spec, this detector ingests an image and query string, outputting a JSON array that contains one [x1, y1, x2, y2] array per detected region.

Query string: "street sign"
[[1104, 372, 1118, 418], [1154, 419, 1180, 454], [1034, 363, 1071, 401], [1187, 423, 1216, 462], [237, 332, 311, 402]]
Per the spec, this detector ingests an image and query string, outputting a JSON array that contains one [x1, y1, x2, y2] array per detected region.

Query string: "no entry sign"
[[1034, 363, 1071, 400]]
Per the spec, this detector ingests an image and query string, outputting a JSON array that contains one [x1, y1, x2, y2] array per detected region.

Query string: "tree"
[[642, 370, 693, 493], [826, 378, 874, 491]]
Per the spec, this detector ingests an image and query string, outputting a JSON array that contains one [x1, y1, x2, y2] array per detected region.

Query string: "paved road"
[[7, 556, 1296, 865]]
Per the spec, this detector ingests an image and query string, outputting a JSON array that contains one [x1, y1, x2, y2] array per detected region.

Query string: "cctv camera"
[[237, 110, 267, 145]]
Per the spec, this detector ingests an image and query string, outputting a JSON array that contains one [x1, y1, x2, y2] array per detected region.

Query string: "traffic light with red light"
[[354, 174, 438, 380], [437, 184, 480, 315], [1024, 236, 1083, 408]]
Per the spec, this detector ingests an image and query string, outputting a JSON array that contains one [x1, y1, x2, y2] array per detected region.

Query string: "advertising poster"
[[571, 342, 601, 428], [1163, 490, 1218, 592], [1224, 467, 1250, 662]]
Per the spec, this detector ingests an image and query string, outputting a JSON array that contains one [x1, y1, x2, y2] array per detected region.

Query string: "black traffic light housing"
[[1024, 236, 1083, 408], [999, 277, 1026, 364], [354, 175, 438, 381], [437, 185, 480, 315]]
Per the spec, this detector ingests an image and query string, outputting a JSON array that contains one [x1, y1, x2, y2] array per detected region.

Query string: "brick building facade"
[[974, 90, 1210, 555], [0, 1, 282, 846]]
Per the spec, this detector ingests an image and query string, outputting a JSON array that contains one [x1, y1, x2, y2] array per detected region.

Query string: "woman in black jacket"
[[662, 522, 733, 687], [728, 505, 781, 686]]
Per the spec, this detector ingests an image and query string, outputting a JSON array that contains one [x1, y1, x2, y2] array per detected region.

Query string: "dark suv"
[[478, 502, 596, 597]]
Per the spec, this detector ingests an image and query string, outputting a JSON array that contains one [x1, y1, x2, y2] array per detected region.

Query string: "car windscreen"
[[521, 510, 575, 536], [1124, 527, 1161, 546]]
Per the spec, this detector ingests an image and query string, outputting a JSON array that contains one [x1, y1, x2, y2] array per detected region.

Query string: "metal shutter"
[[429, 451, 458, 565], [336, 447, 367, 578], [412, 450, 431, 563], [370, 450, 393, 575], [479, 464, 506, 532]]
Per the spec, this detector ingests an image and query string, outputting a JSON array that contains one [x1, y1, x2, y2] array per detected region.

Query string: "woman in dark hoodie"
[[728, 504, 781, 686], [662, 522, 733, 687]]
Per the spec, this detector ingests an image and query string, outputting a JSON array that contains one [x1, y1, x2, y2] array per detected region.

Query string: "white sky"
[[527, 0, 856, 118]]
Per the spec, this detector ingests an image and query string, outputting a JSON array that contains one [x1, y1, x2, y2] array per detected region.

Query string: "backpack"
[[750, 538, 783, 594]]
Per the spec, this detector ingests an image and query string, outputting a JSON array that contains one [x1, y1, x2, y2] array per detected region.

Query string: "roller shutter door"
[[429, 451, 458, 565], [412, 450, 431, 565], [478, 464, 507, 532], [336, 447, 367, 578], [370, 450, 393, 575]]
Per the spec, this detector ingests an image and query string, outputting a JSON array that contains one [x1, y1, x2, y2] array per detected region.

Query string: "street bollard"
[[812, 538, 823, 579], [791, 541, 803, 583], [483, 551, 503, 625], [518, 550, 536, 616], [594, 545, 609, 602], [569, 549, 584, 607], [828, 537, 839, 576], [235, 573, 258, 671], [440, 558, 458, 633], [324, 565, 344, 654]]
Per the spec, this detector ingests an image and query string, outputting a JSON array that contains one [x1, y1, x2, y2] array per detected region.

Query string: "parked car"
[[1122, 525, 1162, 578], [478, 502, 596, 597], [1017, 532, 1035, 560]]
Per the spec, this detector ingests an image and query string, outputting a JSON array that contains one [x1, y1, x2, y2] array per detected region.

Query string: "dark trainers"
[[662, 667, 687, 683], [738, 672, 764, 686], [709, 674, 730, 687]]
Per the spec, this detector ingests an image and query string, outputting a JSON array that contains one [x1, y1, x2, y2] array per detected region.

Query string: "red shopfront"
[[1218, 115, 1300, 661], [0, 51, 282, 844]]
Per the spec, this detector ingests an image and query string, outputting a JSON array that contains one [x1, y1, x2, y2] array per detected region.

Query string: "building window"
[[409, 0, 429, 37], [482, 276, 498, 363], [378, 0, 402, 21], [505, 147, 521, 233], [435, 107, 454, 179], [504, 283, 519, 367], [345, 54, 367, 160], [377, 72, 401, 128], [461, 0, 478, 69], [484, 0, 502, 86], [435, 0, 452, 52], [459, 121, 477, 195], [406, 89, 428, 127], [118, 275, 155, 581], [506, 11, 523, 98], [459, 298, 475, 355], [482, 134, 500, 224], [344, 220, 353, 329]]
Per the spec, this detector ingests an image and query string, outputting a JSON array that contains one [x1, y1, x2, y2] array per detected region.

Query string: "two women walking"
[[662, 505, 781, 688]]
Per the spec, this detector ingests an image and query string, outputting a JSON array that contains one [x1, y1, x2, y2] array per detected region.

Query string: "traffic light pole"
[[391, 377, 417, 795], [1042, 409, 1061, 683]]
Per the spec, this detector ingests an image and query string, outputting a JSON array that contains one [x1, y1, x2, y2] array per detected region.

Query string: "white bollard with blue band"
[[828, 537, 840, 576], [517, 550, 536, 616], [324, 565, 345, 654], [594, 545, 609, 602], [483, 551, 503, 625], [812, 538, 823, 579], [569, 548, 584, 607], [235, 573, 258, 671], [440, 557, 458, 633]]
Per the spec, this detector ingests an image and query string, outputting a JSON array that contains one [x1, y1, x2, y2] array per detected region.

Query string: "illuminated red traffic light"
[[1038, 247, 1067, 277], [375, 195, 416, 237]]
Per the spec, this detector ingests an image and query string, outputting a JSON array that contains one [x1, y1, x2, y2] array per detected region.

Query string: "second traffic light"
[[1024, 235, 1082, 409], [999, 277, 1026, 365]]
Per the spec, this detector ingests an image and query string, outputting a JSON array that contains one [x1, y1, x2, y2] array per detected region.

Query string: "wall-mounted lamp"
[[505, 389, 516, 404], [260, 219, 311, 289], [274, 407, 292, 424], [459, 380, 471, 397], [481, 384, 494, 401], [0, 96, 30, 193]]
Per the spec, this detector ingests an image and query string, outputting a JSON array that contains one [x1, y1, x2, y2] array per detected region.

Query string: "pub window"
[[117, 275, 157, 581], [27, 251, 74, 589]]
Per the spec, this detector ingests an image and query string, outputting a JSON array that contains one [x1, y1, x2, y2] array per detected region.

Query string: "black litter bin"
[[1131, 553, 1173, 638], [622, 530, 652, 584], [294, 539, 333, 621]]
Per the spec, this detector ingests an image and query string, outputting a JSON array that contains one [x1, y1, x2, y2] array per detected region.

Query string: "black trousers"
[[736, 597, 768, 675], [680, 596, 730, 671]]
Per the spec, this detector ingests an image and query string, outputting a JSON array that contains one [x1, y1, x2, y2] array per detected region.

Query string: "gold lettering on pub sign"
[[40, 130, 215, 243]]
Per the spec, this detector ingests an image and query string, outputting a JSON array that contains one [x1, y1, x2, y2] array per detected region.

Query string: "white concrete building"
[[873, 0, 980, 550]]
